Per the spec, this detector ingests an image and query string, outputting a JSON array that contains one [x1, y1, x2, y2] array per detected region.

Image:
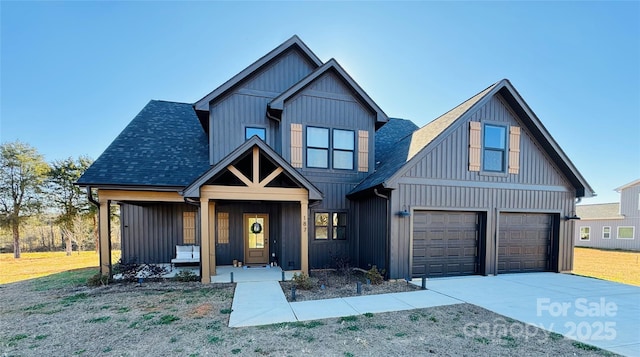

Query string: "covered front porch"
[[94, 138, 322, 283], [181, 137, 323, 283]]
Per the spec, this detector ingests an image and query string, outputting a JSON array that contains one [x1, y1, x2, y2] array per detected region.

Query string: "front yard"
[[0, 248, 636, 355], [0, 269, 618, 356]]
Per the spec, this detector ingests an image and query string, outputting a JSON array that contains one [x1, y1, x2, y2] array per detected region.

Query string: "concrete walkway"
[[228, 280, 460, 328], [227, 272, 639, 356]]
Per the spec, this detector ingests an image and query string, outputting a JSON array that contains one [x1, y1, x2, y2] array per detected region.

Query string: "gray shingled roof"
[[77, 100, 210, 187], [576, 203, 623, 219], [350, 83, 497, 195], [349, 118, 419, 194]]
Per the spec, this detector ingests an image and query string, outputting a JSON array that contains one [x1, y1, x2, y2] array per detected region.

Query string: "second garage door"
[[498, 213, 552, 274], [412, 211, 479, 278]]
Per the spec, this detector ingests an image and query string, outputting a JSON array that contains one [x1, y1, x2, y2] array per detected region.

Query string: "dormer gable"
[[194, 35, 323, 111], [267, 58, 389, 127]]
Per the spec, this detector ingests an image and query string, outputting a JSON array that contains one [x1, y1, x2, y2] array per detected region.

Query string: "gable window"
[[469, 122, 520, 174], [246, 127, 266, 140], [579, 227, 590, 241], [306, 127, 329, 168], [314, 211, 348, 240], [333, 129, 354, 170], [602, 226, 611, 239], [483, 124, 507, 172], [617, 226, 635, 239]]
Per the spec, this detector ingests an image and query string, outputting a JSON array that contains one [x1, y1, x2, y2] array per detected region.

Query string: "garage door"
[[498, 213, 552, 274], [412, 211, 478, 278]]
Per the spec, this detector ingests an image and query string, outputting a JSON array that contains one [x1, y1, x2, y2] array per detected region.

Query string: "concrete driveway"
[[423, 273, 640, 356]]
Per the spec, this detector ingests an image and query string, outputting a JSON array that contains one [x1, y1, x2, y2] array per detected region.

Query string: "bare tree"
[[0, 141, 50, 258]]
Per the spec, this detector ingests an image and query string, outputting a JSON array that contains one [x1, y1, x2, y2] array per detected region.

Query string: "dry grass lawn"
[[573, 247, 640, 286], [0, 251, 99, 285]]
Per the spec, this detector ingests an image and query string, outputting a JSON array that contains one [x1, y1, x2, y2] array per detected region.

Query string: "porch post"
[[300, 199, 309, 274], [200, 198, 211, 283], [209, 201, 216, 277], [98, 198, 111, 277]]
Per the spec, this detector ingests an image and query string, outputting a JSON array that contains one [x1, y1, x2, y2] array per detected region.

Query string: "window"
[[217, 212, 229, 244], [483, 124, 507, 172], [602, 226, 611, 239], [305, 127, 355, 170], [245, 127, 266, 140], [579, 227, 590, 241], [333, 129, 354, 170], [314, 211, 348, 240], [618, 226, 635, 239], [314, 212, 329, 239], [183, 211, 196, 244], [306, 127, 329, 168], [333, 213, 347, 240]]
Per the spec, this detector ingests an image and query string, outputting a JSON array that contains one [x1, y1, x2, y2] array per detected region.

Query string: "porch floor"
[[211, 265, 297, 283]]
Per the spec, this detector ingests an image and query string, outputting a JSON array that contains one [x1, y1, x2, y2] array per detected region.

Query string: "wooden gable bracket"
[[226, 146, 286, 188]]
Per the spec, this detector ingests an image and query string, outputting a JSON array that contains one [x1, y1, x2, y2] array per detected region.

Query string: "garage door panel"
[[412, 211, 479, 278], [498, 213, 551, 274]]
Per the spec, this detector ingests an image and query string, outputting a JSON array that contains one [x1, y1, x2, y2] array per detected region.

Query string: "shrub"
[[87, 272, 110, 287], [366, 265, 385, 285], [292, 272, 313, 290], [112, 259, 169, 282], [173, 270, 199, 282]]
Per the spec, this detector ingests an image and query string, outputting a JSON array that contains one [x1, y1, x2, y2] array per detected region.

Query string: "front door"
[[244, 214, 269, 265]]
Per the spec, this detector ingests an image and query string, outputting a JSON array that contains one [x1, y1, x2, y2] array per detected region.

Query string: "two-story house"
[[575, 179, 640, 251], [77, 36, 594, 282]]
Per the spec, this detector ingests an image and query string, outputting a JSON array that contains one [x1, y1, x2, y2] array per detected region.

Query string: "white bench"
[[171, 245, 200, 264]]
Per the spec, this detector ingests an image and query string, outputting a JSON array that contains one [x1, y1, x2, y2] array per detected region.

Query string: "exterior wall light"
[[564, 212, 581, 221], [397, 207, 411, 217]]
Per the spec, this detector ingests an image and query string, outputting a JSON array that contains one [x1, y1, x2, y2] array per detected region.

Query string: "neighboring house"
[[77, 36, 594, 283], [575, 179, 640, 251]]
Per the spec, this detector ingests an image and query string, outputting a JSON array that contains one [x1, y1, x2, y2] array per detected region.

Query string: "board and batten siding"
[[210, 94, 278, 164], [389, 184, 574, 278], [385, 93, 577, 279], [279, 71, 376, 180], [208, 48, 317, 165], [402, 95, 571, 188], [355, 194, 388, 272], [120, 203, 199, 264], [308, 181, 357, 268]]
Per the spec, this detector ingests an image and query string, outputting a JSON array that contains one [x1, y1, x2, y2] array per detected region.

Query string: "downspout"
[[373, 188, 390, 279], [86, 186, 99, 207]]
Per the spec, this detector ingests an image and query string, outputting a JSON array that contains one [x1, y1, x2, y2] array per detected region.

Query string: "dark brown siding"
[[279, 202, 302, 270], [209, 48, 316, 164], [120, 203, 199, 264], [356, 194, 388, 272], [386, 93, 576, 279]]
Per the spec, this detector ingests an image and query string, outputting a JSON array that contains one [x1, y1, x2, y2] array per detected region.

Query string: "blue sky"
[[1, 1, 638, 204]]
